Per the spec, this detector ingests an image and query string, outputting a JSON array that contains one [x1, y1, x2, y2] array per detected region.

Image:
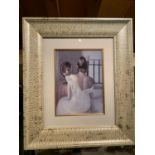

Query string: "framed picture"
[[23, 18, 134, 150], [55, 49, 105, 116]]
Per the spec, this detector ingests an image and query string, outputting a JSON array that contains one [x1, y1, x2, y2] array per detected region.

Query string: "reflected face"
[[63, 67, 71, 76]]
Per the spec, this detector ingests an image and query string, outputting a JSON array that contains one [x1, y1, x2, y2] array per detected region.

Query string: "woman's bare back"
[[76, 72, 94, 90]]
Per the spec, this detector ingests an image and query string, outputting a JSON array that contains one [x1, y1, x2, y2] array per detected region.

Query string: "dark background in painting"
[[19, 0, 135, 154]]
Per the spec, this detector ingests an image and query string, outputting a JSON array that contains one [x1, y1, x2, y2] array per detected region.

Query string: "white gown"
[[56, 74, 93, 115]]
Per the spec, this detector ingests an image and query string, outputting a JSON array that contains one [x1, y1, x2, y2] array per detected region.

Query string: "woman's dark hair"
[[77, 56, 88, 73], [61, 62, 71, 74]]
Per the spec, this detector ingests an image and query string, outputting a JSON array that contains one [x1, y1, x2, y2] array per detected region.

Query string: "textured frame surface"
[[23, 18, 134, 150]]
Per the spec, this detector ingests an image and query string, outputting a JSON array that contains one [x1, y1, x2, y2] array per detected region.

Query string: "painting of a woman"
[[56, 50, 104, 116], [56, 61, 94, 115]]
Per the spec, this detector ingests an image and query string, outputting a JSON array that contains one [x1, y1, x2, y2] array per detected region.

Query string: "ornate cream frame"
[[23, 18, 134, 150]]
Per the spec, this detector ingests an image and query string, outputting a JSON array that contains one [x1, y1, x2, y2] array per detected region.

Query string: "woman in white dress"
[[56, 62, 93, 115], [76, 57, 103, 113]]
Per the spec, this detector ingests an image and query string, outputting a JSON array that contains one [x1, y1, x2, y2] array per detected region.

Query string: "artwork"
[[23, 18, 134, 150], [55, 50, 104, 116]]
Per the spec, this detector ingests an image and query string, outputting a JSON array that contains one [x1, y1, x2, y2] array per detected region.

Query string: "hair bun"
[[77, 57, 88, 72]]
